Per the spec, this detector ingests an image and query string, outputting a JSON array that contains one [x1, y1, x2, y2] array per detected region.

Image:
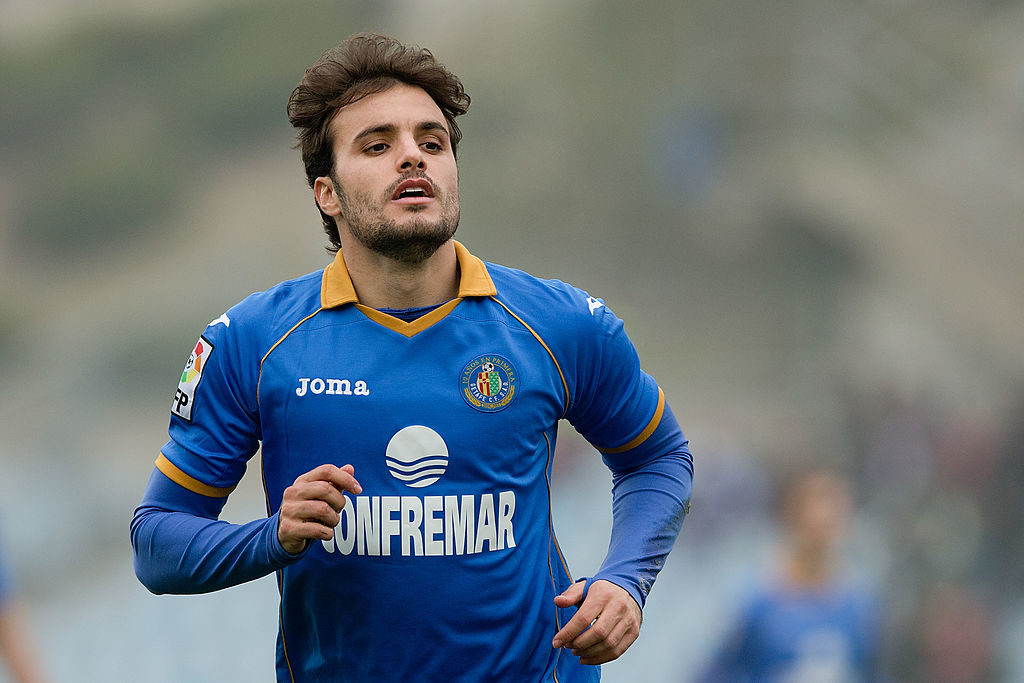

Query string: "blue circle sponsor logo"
[[460, 354, 517, 412]]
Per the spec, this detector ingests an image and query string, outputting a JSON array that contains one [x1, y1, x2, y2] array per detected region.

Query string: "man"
[[132, 33, 693, 682], [697, 468, 880, 682]]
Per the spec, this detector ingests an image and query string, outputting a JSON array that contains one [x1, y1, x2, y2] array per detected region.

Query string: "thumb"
[[553, 580, 585, 608]]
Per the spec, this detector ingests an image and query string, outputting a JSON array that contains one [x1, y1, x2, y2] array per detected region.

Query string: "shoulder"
[[484, 261, 622, 338], [209, 269, 325, 349], [485, 261, 588, 307], [178, 269, 326, 388]]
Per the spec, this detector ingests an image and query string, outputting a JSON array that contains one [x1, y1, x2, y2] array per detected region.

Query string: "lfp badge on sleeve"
[[460, 354, 517, 413], [172, 336, 214, 421]]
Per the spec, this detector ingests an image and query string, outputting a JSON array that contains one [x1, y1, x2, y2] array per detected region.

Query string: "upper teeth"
[[400, 187, 426, 197]]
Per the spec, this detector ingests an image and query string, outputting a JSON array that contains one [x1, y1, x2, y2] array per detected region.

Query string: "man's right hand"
[[277, 464, 362, 554]]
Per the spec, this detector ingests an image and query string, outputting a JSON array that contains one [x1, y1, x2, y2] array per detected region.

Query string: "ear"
[[314, 176, 342, 218]]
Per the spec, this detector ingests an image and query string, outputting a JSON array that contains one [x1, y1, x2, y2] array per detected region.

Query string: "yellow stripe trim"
[[257, 308, 323, 406], [155, 453, 236, 498], [320, 239, 496, 309], [545, 433, 572, 579], [452, 240, 496, 297], [354, 298, 462, 337], [543, 431, 567, 681], [490, 297, 569, 418], [320, 251, 359, 308], [597, 387, 665, 454]]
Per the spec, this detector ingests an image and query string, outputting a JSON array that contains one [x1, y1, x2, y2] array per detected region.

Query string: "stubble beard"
[[335, 179, 460, 265]]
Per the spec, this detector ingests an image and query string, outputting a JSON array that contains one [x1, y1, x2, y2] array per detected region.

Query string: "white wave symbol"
[[385, 457, 449, 473], [385, 456, 448, 487], [385, 425, 450, 488]]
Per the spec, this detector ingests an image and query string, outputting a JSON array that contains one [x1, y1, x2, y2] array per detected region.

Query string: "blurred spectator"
[[0, 527, 49, 683], [986, 388, 1024, 594], [695, 468, 881, 682], [919, 584, 995, 683]]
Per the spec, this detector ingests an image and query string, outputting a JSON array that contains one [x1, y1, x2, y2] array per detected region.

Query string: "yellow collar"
[[320, 240, 496, 309]]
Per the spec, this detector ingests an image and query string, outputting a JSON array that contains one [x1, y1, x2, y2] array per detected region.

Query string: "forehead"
[[330, 83, 447, 143]]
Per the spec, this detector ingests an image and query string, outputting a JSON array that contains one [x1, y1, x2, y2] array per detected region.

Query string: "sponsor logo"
[[172, 336, 213, 421], [295, 377, 370, 397], [587, 296, 604, 315], [321, 425, 517, 557], [385, 425, 448, 488], [460, 354, 517, 412], [209, 313, 230, 328], [321, 491, 517, 557]]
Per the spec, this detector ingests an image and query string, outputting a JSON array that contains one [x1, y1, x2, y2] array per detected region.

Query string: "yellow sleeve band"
[[597, 387, 665, 455], [155, 453, 236, 498]]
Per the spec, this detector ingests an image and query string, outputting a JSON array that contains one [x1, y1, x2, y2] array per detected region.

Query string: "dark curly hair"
[[287, 33, 471, 252]]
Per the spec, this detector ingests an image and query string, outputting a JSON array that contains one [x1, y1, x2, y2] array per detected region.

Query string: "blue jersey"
[[699, 578, 880, 683], [137, 241, 692, 682]]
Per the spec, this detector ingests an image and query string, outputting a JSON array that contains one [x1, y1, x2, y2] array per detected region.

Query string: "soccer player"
[[696, 468, 880, 682], [131, 33, 693, 682]]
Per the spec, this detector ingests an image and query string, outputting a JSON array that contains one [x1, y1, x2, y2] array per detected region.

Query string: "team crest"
[[460, 354, 517, 412]]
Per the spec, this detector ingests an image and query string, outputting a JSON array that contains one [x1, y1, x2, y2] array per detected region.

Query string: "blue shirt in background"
[[699, 577, 881, 683]]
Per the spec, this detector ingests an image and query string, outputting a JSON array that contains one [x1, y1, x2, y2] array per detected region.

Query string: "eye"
[[422, 141, 443, 153], [365, 142, 388, 154]]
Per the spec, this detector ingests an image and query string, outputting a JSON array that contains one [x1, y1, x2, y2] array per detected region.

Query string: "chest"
[[750, 594, 868, 671], [255, 309, 565, 496]]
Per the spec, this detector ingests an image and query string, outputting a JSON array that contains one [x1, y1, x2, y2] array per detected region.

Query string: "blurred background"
[[1, 0, 1022, 680]]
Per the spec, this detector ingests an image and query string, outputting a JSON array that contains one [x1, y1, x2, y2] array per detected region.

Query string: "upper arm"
[[161, 309, 262, 494], [559, 290, 688, 471], [135, 466, 229, 520]]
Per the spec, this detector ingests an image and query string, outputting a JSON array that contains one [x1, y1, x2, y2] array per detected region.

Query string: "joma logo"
[[295, 377, 370, 397]]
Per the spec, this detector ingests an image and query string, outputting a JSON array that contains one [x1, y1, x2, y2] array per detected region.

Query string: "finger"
[[565, 612, 611, 652], [279, 519, 336, 552], [286, 480, 350, 512], [293, 464, 363, 495], [552, 580, 584, 608], [278, 500, 341, 554], [293, 463, 341, 484], [564, 590, 633, 648], [286, 519, 337, 541], [325, 464, 362, 495], [565, 598, 629, 651], [573, 617, 638, 665], [282, 499, 341, 529], [552, 599, 601, 648]]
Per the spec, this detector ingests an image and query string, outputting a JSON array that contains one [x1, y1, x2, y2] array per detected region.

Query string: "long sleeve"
[[593, 401, 693, 609], [130, 468, 304, 595], [513, 277, 696, 610]]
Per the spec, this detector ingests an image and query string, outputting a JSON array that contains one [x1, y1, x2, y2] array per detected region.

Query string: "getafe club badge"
[[461, 354, 517, 412], [171, 336, 213, 421]]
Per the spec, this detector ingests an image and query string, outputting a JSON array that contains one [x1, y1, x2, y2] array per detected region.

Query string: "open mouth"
[[392, 178, 435, 201]]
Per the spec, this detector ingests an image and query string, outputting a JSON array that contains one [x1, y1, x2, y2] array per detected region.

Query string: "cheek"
[[436, 157, 459, 187], [441, 170, 460, 200]]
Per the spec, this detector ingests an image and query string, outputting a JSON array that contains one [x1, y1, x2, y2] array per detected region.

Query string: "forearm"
[[0, 605, 48, 683], [131, 507, 298, 595], [130, 469, 300, 595], [594, 446, 693, 609]]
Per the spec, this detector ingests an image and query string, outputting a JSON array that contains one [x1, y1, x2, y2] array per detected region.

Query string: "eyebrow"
[[352, 120, 450, 144]]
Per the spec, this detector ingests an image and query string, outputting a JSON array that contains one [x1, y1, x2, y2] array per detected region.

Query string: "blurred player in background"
[[697, 468, 880, 682], [131, 33, 693, 682], [0, 526, 49, 683]]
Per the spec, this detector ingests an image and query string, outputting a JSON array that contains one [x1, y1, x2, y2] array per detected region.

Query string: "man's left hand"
[[551, 579, 642, 665]]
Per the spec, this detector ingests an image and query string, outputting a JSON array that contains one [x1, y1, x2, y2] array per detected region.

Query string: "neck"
[[783, 540, 834, 588], [341, 239, 460, 309]]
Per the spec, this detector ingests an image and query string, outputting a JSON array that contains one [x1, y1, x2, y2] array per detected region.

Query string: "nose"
[[397, 135, 425, 172]]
